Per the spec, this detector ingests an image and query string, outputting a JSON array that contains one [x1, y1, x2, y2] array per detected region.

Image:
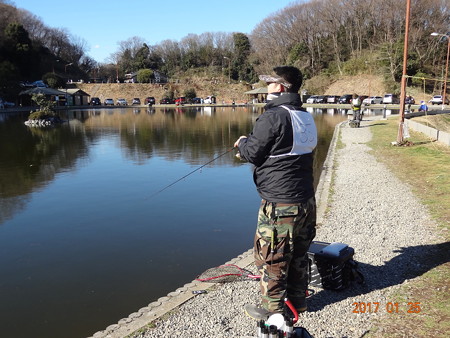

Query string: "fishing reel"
[[255, 298, 312, 338]]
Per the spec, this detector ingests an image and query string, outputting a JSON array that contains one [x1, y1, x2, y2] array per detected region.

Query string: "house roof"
[[19, 87, 67, 96], [65, 88, 89, 96], [244, 87, 268, 94]]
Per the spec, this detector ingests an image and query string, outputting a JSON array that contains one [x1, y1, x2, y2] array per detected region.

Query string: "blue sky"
[[14, 0, 297, 63]]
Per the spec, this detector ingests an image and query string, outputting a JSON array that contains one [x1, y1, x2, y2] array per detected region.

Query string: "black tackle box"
[[307, 241, 355, 290]]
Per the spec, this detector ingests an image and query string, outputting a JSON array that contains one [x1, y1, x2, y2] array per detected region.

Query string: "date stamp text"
[[352, 302, 421, 314]]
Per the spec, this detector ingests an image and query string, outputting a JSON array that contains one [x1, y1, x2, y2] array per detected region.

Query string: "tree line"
[[0, 0, 449, 100], [251, 0, 449, 93], [0, 0, 95, 98]]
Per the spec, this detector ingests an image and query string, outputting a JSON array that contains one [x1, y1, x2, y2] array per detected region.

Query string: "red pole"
[[397, 0, 411, 144]]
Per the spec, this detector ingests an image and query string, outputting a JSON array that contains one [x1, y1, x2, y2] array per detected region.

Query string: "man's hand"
[[234, 136, 247, 148]]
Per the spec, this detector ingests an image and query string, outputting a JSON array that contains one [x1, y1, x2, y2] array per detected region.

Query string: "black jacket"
[[237, 93, 316, 203]]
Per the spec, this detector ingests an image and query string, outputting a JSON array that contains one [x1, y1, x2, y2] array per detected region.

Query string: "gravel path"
[[95, 116, 442, 338]]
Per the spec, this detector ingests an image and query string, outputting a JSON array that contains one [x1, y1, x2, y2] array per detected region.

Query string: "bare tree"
[[0, 3, 19, 40]]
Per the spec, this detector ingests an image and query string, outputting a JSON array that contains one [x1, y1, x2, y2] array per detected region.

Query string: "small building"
[[153, 71, 168, 84], [64, 88, 90, 106], [245, 87, 268, 103], [19, 87, 68, 106], [124, 72, 138, 83]]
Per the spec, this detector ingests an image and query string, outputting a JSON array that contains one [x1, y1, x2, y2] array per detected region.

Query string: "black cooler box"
[[307, 241, 355, 290]]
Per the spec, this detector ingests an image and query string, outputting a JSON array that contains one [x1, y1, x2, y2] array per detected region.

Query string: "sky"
[[13, 0, 298, 63]]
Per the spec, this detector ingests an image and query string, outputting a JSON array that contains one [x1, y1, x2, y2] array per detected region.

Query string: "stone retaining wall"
[[407, 119, 450, 146]]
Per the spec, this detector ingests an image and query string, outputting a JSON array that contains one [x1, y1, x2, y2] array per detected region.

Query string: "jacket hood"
[[265, 92, 303, 110]]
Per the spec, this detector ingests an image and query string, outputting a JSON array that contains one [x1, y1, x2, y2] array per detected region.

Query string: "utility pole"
[[65, 63, 72, 108], [397, 0, 411, 145]]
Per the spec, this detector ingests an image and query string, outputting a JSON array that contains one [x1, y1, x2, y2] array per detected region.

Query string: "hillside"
[[325, 75, 386, 96], [75, 74, 432, 105], [325, 75, 430, 102], [76, 78, 253, 105]]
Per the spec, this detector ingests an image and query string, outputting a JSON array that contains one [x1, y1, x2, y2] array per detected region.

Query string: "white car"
[[428, 95, 449, 105], [363, 96, 383, 105], [326, 95, 340, 103], [306, 95, 319, 104], [382, 94, 399, 104], [204, 96, 216, 104], [116, 98, 128, 106], [104, 98, 114, 106]]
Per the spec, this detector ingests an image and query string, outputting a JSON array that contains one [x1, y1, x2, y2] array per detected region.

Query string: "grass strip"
[[366, 116, 449, 337]]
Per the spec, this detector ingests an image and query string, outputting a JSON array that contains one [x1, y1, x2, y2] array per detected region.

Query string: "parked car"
[[428, 95, 449, 105], [116, 98, 128, 105], [132, 98, 141, 105], [382, 94, 399, 104], [175, 97, 187, 105], [144, 97, 156, 105], [359, 95, 368, 104], [306, 95, 319, 104], [0, 98, 15, 108], [104, 98, 114, 106], [326, 95, 340, 103], [338, 94, 353, 104], [363, 96, 383, 105], [90, 97, 101, 105], [31, 80, 48, 88], [190, 97, 202, 104], [160, 97, 174, 104], [316, 95, 327, 104], [204, 96, 216, 104]]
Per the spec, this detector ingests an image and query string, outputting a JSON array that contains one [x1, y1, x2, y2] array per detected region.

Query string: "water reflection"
[[305, 106, 398, 117], [0, 113, 95, 224], [0, 107, 348, 224]]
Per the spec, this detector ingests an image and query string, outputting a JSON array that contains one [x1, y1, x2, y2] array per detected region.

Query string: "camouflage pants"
[[254, 197, 316, 312]]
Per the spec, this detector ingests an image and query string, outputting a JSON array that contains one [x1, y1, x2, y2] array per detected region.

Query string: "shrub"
[[184, 88, 197, 100], [28, 93, 56, 118], [42, 72, 64, 88], [137, 69, 153, 83]]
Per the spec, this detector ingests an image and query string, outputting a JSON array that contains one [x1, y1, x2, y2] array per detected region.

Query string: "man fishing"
[[234, 66, 318, 320]]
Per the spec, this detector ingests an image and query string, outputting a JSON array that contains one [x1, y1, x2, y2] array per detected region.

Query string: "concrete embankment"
[[407, 118, 450, 145], [89, 114, 445, 338]]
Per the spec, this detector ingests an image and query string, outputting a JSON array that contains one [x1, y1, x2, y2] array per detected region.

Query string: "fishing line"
[[147, 147, 236, 199]]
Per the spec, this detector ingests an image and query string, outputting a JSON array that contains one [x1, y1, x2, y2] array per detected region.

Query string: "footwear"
[[290, 296, 307, 313], [244, 304, 278, 321]]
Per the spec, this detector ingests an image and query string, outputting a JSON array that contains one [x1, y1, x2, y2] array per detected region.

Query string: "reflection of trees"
[[84, 108, 345, 188], [0, 116, 94, 224], [84, 107, 256, 166], [0, 108, 345, 224]]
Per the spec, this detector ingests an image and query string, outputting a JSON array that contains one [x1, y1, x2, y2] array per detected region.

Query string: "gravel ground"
[[109, 116, 442, 338]]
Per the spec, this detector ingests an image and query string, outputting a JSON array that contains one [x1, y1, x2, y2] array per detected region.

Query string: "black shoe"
[[289, 297, 307, 313]]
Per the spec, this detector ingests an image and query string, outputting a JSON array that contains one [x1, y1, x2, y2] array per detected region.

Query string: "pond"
[[0, 106, 360, 337]]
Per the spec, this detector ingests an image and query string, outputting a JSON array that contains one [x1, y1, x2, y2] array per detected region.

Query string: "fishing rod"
[[148, 147, 236, 199]]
